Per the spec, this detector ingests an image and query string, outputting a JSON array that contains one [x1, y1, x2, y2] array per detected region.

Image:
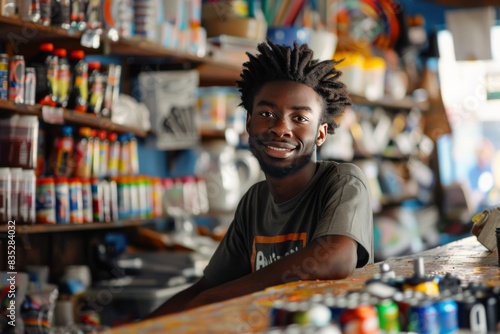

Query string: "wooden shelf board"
[[0, 99, 148, 137], [0, 219, 153, 234]]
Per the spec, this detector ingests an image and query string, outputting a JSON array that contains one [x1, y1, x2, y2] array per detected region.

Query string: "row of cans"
[[0, 54, 36, 105], [35, 175, 166, 224], [1, 173, 212, 224], [0, 167, 36, 224]]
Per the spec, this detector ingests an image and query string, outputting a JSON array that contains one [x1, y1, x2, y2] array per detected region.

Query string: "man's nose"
[[270, 117, 292, 137]]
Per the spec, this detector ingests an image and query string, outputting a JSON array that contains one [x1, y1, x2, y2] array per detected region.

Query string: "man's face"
[[246, 81, 327, 178]]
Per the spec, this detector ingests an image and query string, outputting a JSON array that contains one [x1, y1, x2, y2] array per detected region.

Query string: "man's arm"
[[185, 234, 357, 310], [146, 276, 214, 318]]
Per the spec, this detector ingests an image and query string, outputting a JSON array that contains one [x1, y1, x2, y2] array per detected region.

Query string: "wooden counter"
[[105, 236, 499, 333]]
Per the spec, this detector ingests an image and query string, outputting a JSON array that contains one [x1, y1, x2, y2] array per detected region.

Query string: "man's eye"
[[294, 115, 308, 122], [259, 111, 274, 117]]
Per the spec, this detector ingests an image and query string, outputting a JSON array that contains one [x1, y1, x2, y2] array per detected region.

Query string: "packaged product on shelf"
[[10, 115, 39, 170], [90, 129, 100, 177], [24, 67, 36, 105], [55, 177, 70, 223], [69, 0, 86, 30], [0, 53, 7, 100], [102, 64, 121, 118], [68, 177, 83, 223], [87, 62, 104, 116], [29, 43, 58, 106], [51, 0, 70, 29], [50, 125, 75, 177], [129, 133, 139, 175], [35, 177, 55, 224], [54, 48, 70, 108], [9, 168, 22, 222], [81, 178, 93, 223], [20, 169, 36, 224], [151, 176, 163, 218], [129, 176, 139, 218], [363, 56, 386, 101], [97, 130, 109, 178], [74, 127, 93, 179], [107, 132, 120, 177], [100, 178, 112, 222], [91, 177, 103, 222], [67, 50, 88, 112], [35, 121, 46, 176], [39, 0, 51, 25], [0, 168, 11, 223], [9, 55, 25, 103], [108, 177, 118, 221], [27, 0, 41, 22], [117, 133, 130, 176], [115, 176, 131, 219]]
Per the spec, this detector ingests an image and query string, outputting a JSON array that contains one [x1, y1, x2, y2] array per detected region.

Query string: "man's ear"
[[316, 123, 328, 146], [246, 113, 251, 133]]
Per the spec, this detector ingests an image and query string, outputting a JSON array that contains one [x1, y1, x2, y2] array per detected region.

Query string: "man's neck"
[[266, 161, 319, 204]]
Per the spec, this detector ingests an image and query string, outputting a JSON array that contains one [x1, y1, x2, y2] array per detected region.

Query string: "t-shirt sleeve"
[[312, 164, 374, 267], [203, 215, 252, 286]]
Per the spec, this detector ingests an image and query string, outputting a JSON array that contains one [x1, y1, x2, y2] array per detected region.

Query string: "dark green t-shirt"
[[204, 161, 374, 286]]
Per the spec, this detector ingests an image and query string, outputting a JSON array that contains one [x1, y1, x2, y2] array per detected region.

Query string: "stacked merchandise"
[[268, 258, 498, 333]]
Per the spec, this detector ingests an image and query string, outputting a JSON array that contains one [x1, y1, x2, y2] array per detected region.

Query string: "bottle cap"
[[39, 43, 54, 52], [70, 50, 85, 60], [54, 48, 67, 58], [88, 62, 101, 70]]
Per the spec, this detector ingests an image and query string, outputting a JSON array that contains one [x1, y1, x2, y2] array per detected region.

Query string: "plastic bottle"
[[36, 177, 55, 224], [90, 129, 100, 178], [51, 0, 70, 29], [87, 62, 104, 116], [117, 133, 130, 176], [129, 133, 139, 175], [0, 168, 11, 223], [50, 125, 74, 177], [68, 177, 83, 223], [35, 121, 46, 177], [97, 130, 108, 178], [74, 127, 93, 178], [67, 50, 88, 112], [107, 132, 119, 177], [54, 48, 70, 108], [55, 177, 69, 223], [70, 0, 86, 30], [10, 115, 39, 169], [81, 178, 92, 223], [20, 170, 36, 224], [29, 43, 58, 106], [10, 168, 23, 221]]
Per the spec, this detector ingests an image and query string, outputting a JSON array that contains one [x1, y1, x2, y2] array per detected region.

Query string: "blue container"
[[267, 27, 311, 46]]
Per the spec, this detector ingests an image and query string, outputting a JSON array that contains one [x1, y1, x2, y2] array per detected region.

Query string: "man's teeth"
[[267, 146, 290, 151]]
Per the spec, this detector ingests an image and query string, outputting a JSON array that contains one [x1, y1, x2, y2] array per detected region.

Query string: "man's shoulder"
[[319, 161, 368, 184]]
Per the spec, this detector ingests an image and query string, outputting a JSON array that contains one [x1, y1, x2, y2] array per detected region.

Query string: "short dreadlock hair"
[[237, 39, 351, 134]]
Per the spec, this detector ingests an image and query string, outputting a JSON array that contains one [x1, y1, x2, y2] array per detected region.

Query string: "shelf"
[[0, 218, 155, 234], [0, 15, 242, 84], [0, 99, 148, 137], [350, 94, 429, 111]]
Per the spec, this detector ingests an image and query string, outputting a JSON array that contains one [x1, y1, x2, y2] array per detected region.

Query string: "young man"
[[149, 40, 373, 317]]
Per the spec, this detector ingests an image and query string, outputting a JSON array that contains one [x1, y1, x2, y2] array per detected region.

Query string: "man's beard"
[[248, 140, 315, 178]]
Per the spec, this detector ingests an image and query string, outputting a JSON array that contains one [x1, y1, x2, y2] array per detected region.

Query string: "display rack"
[[0, 218, 155, 234], [0, 99, 148, 137]]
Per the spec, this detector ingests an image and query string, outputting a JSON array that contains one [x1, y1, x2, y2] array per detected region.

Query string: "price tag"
[[41, 106, 64, 124]]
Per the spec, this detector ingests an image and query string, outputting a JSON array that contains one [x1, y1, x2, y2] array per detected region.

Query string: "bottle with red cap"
[[54, 48, 70, 108], [87, 61, 104, 116], [67, 50, 88, 112], [29, 43, 59, 106]]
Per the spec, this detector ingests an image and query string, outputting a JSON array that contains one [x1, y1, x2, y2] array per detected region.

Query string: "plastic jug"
[[195, 140, 263, 212]]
